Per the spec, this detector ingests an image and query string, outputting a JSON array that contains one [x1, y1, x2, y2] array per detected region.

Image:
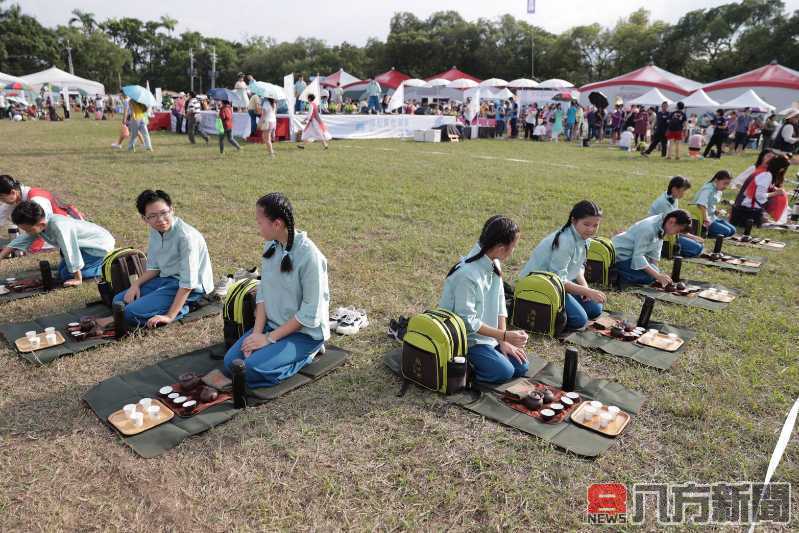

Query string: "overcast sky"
[[18, 0, 799, 46]]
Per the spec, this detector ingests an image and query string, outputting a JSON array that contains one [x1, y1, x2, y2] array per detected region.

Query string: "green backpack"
[[222, 279, 259, 348], [585, 237, 616, 287], [97, 247, 148, 306], [511, 272, 567, 337], [401, 308, 468, 394]]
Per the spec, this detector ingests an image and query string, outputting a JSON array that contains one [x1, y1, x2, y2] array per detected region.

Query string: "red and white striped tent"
[[321, 68, 362, 88], [702, 62, 799, 111], [578, 63, 701, 107]]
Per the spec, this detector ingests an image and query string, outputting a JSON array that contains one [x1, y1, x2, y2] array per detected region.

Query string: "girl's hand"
[[503, 329, 528, 348], [499, 341, 528, 364], [63, 279, 82, 287], [584, 288, 606, 304], [123, 285, 140, 304], [242, 332, 268, 357]]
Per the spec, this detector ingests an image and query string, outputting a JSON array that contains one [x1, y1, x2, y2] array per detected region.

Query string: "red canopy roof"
[[703, 62, 799, 92], [580, 64, 701, 96], [425, 67, 481, 83], [321, 69, 361, 88], [374, 68, 411, 90]]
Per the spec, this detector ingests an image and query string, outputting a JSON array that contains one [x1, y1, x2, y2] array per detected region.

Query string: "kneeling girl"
[[519, 200, 606, 330], [438, 216, 528, 384], [649, 176, 704, 257], [612, 210, 692, 286], [223, 193, 330, 388], [693, 171, 735, 237]]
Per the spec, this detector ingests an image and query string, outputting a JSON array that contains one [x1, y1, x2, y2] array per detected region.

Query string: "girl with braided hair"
[[648, 176, 703, 258], [438, 216, 529, 383], [223, 193, 330, 388], [519, 200, 606, 330]]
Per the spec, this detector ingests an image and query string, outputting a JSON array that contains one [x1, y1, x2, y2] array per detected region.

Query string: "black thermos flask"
[[39, 260, 53, 291], [112, 301, 128, 340], [671, 256, 683, 283], [637, 296, 655, 329], [232, 359, 247, 409], [713, 236, 724, 254], [563, 347, 578, 392]]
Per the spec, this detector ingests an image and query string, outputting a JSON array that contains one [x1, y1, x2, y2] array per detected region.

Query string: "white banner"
[[387, 83, 405, 112], [299, 76, 321, 103], [290, 113, 456, 140], [527, 0, 536, 14], [284, 73, 295, 137], [198, 110, 251, 138]]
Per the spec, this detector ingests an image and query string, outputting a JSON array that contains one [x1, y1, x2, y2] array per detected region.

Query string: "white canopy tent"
[[719, 89, 776, 112], [0, 71, 29, 86], [20, 66, 105, 95], [539, 78, 574, 89], [464, 86, 513, 101], [680, 89, 720, 109], [628, 88, 673, 107]]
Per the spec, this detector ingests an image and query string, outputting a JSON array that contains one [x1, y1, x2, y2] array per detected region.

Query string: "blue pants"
[[565, 293, 603, 330], [248, 110, 258, 137], [708, 219, 736, 238], [677, 235, 703, 258], [128, 119, 151, 150], [468, 343, 529, 384], [57, 250, 106, 281], [223, 327, 323, 388], [367, 95, 380, 114], [616, 258, 656, 286], [112, 276, 204, 327]]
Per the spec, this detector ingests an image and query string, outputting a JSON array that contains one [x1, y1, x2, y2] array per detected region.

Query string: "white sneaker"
[[233, 267, 259, 280], [329, 307, 352, 329], [336, 309, 368, 335], [214, 275, 234, 299], [111, 143, 121, 149]]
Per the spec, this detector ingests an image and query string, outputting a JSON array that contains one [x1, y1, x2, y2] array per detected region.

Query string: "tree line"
[[1, 0, 796, 93]]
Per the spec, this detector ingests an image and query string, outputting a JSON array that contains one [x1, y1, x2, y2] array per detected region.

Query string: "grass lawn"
[[0, 118, 797, 531]]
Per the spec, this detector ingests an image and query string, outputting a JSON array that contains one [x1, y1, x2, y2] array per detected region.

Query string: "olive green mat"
[[564, 311, 695, 370], [83, 343, 350, 458], [384, 348, 644, 458], [629, 280, 740, 311], [0, 299, 222, 364]]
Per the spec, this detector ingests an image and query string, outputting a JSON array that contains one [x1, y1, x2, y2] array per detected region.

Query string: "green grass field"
[[0, 119, 797, 531]]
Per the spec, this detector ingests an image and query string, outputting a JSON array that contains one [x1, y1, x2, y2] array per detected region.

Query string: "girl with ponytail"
[[612, 209, 692, 286], [439, 215, 529, 383], [692, 170, 735, 237], [519, 200, 605, 330], [222, 193, 330, 388], [648, 176, 703, 257]]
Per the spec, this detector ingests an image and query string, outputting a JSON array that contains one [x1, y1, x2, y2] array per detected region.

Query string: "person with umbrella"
[[122, 85, 155, 152]]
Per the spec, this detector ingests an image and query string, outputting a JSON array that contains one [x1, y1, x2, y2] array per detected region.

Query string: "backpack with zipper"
[[511, 272, 567, 337], [585, 237, 616, 287], [97, 248, 148, 306], [400, 308, 468, 395], [222, 278, 259, 348]]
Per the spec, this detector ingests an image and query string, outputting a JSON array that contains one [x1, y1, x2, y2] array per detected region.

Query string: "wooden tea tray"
[[729, 236, 785, 249], [158, 383, 232, 417], [502, 381, 581, 424], [697, 288, 736, 303], [570, 402, 630, 437], [636, 331, 683, 352], [108, 399, 174, 436], [15, 331, 66, 353], [725, 257, 762, 268]]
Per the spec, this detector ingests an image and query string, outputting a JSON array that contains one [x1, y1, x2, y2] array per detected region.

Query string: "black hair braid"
[[551, 221, 572, 251], [0, 175, 21, 196], [281, 205, 295, 273]]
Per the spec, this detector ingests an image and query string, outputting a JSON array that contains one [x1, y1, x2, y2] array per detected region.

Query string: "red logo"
[[588, 483, 628, 515]]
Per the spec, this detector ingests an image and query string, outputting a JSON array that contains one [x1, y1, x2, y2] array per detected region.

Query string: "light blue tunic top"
[[519, 225, 587, 282], [145, 217, 214, 294], [438, 253, 507, 347], [611, 214, 665, 272], [11, 214, 114, 273], [649, 192, 678, 217], [257, 231, 330, 341], [693, 182, 721, 223]]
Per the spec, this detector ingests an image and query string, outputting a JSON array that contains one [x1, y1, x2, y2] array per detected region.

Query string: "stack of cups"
[[25, 330, 40, 349], [44, 327, 57, 345]]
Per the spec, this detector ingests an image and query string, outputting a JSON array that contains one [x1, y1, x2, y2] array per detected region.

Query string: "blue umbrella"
[[122, 85, 157, 108], [208, 88, 236, 103]]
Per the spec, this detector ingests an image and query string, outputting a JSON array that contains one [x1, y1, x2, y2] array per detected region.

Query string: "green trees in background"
[[0, 0, 796, 91]]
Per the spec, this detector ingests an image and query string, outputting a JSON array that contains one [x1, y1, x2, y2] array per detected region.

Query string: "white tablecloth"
[[198, 110, 253, 138]]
